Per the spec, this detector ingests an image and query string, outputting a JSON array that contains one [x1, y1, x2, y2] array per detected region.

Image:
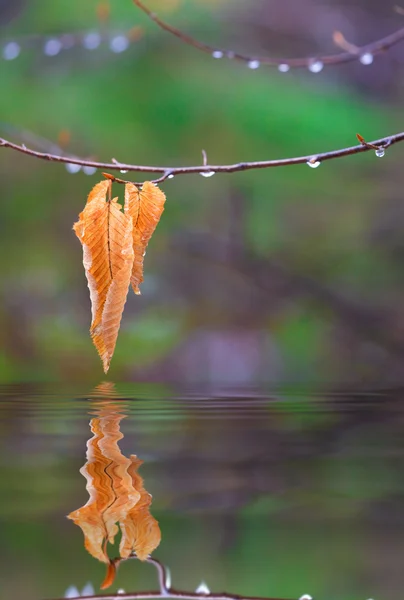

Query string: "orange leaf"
[[124, 182, 166, 295], [119, 454, 161, 560], [68, 395, 161, 589], [101, 560, 118, 590], [73, 180, 134, 373]]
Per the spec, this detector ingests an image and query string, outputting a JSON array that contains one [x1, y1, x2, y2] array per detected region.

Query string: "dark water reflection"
[[1, 384, 404, 600]]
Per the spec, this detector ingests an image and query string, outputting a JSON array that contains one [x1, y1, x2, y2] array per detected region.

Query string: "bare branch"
[[133, 0, 404, 70], [52, 556, 295, 600], [1, 131, 403, 184]]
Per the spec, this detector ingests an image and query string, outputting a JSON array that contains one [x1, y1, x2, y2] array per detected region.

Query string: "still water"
[[1, 384, 404, 600]]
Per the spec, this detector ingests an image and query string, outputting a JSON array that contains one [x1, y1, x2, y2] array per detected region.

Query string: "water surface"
[[1, 384, 404, 600]]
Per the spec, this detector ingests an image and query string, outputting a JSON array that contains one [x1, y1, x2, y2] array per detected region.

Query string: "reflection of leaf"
[[124, 182, 166, 295], [73, 181, 134, 373], [68, 393, 161, 588], [120, 455, 162, 559]]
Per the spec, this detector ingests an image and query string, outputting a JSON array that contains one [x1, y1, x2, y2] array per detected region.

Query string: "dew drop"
[[109, 35, 129, 53], [120, 169, 128, 174], [168, 174, 175, 179], [117, 591, 126, 595], [81, 583, 94, 597], [360, 52, 373, 65], [248, 59, 260, 70], [299, 595, 313, 600], [212, 50, 224, 59], [165, 566, 172, 589], [66, 163, 81, 174], [3, 41, 21, 60], [44, 38, 63, 56], [83, 32, 101, 50], [307, 159, 320, 168], [83, 166, 97, 175], [308, 60, 323, 73], [64, 586, 80, 598], [201, 170, 215, 177], [195, 581, 210, 595], [375, 147, 385, 158], [278, 63, 290, 73]]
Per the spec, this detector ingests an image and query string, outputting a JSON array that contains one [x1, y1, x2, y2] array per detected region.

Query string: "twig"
[[1, 131, 403, 184], [133, 0, 404, 70], [51, 556, 294, 600]]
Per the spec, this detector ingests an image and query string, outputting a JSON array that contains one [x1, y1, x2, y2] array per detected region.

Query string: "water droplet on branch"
[[195, 582, 210, 595], [167, 174, 175, 179], [44, 38, 62, 56], [64, 586, 80, 598], [247, 59, 260, 70], [200, 171, 215, 177], [375, 148, 385, 158], [81, 583, 94, 597], [307, 159, 321, 168], [3, 41, 20, 60], [66, 163, 82, 174], [278, 63, 290, 73], [83, 166, 97, 175], [83, 32, 101, 50], [120, 169, 128, 174], [109, 35, 129, 53], [212, 50, 224, 59], [360, 52, 374, 65], [308, 60, 323, 73]]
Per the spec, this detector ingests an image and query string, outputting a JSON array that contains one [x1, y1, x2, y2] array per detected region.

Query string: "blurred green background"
[[1, 0, 404, 385]]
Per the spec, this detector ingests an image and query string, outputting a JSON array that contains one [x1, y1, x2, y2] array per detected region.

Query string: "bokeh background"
[[1, 0, 404, 385]]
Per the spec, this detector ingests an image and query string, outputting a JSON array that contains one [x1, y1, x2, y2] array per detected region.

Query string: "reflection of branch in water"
[[57, 554, 297, 600], [67, 384, 161, 589]]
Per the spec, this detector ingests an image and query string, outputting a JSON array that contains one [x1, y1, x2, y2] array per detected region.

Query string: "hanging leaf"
[[73, 180, 134, 373], [124, 182, 166, 295], [68, 396, 161, 590]]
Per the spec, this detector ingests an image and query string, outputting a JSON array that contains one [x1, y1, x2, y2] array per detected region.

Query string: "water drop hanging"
[[83, 32, 101, 50], [44, 38, 62, 56], [64, 586, 80, 598], [307, 159, 321, 168], [200, 171, 215, 178], [167, 174, 175, 179], [278, 63, 290, 73], [308, 60, 323, 73], [66, 163, 82, 174], [375, 147, 385, 158], [360, 52, 374, 65], [195, 582, 210, 595], [83, 166, 97, 176], [109, 35, 129, 53], [247, 59, 260, 70], [212, 50, 224, 59], [3, 41, 21, 60]]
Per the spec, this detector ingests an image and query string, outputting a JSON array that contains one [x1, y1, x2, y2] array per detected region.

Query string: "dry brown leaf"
[[68, 396, 161, 588], [73, 180, 134, 373], [119, 454, 161, 559], [124, 181, 166, 295]]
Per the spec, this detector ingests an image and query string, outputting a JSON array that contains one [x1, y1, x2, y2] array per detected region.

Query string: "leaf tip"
[[100, 560, 117, 590]]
